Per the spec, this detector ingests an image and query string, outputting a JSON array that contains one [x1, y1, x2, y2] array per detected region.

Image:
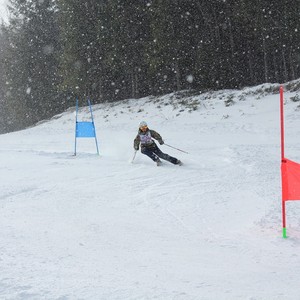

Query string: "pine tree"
[[3, 0, 62, 130]]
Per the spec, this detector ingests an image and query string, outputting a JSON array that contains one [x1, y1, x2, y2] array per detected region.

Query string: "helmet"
[[139, 121, 147, 128]]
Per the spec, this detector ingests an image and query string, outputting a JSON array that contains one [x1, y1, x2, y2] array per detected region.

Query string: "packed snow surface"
[[1, 84, 300, 299]]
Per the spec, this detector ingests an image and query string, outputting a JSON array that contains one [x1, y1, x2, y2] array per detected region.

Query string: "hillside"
[[1, 82, 300, 299]]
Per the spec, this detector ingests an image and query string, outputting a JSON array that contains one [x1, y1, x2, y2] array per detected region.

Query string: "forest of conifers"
[[0, 0, 299, 132]]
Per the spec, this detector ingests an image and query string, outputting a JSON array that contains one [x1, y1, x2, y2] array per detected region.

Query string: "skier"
[[134, 121, 182, 166]]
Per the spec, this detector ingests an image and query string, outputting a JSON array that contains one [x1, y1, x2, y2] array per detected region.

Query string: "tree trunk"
[[262, 36, 268, 82], [282, 50, 288, 82], [289, 48, 295, 80], [174, 61, 181, 91], [248, 46, 254, 84]]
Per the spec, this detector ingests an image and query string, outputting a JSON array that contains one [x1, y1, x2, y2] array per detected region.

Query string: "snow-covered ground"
[[1, 83, 300, 299]]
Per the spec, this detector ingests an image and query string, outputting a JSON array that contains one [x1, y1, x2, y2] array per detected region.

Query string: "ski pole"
[[131, 150, 137, 163], [164, 143, 189, 154]]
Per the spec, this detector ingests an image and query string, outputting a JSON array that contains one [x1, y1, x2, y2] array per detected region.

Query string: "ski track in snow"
[[1, 87, 300, 299]]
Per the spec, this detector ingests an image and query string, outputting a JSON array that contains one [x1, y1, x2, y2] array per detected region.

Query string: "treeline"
[[0, 0, 299, 133]]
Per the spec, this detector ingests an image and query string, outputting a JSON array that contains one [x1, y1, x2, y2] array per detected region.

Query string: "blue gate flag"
[[74, 98, 99, 155], [76, 122, 96, 138]]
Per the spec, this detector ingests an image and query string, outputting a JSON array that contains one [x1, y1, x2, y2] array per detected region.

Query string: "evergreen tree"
[[3, 0, 62, 130], [0, 0, 300, 133]]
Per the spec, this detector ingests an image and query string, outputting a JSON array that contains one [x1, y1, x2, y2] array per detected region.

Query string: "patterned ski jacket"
[[134, 129, 164, 150]]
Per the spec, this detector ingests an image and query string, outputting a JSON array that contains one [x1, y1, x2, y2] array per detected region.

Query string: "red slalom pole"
[[280, 85, 287, 238], [282, 199, 287, 238], [280, 86, 285, 162]]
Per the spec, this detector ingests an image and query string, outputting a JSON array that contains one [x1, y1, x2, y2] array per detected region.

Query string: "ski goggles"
[[140, 125, 148, 130]]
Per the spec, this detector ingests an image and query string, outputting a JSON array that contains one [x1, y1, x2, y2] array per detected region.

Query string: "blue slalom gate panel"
[[76, 121, 96, 138], [74, 98, 99, 155]]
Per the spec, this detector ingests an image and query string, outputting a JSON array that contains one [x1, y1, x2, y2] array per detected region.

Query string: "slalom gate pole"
[[280, 86, 285, 162], [280, 86, 287, 238], [282, 200, 287, 238], [74, 98, 79, 156], [88, 98, 100, 155], [164, 143, 189, 154]]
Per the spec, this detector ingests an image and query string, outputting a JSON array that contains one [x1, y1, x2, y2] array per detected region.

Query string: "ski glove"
[[134, 146, 139, 150], [159, 140, 164, 145]]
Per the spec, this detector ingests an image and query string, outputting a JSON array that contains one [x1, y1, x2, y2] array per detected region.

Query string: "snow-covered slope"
[[1, 83, 300, 299]]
